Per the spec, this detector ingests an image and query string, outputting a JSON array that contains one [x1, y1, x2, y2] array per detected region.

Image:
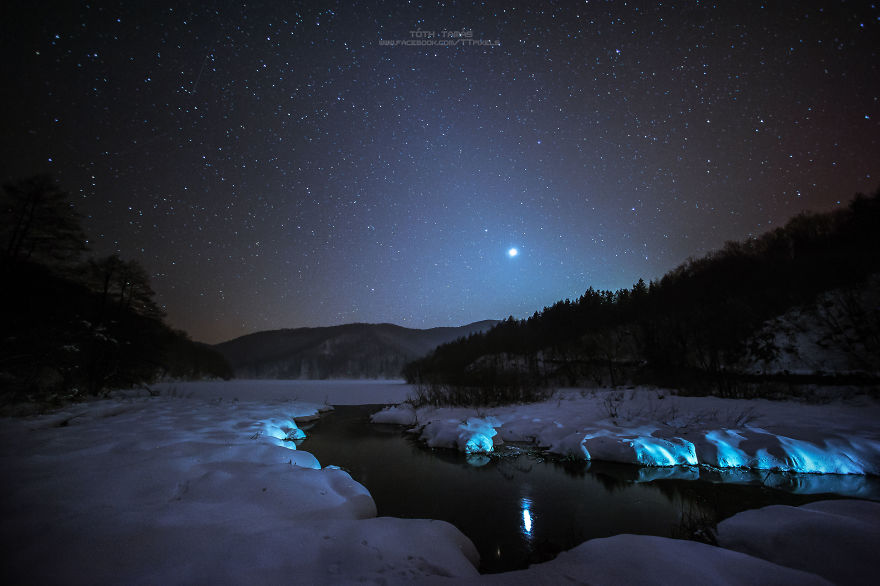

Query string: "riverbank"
[[373, 387, 880, 479], [1, 381, 877, 583]]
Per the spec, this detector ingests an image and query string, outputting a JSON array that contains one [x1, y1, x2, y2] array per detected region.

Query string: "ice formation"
[[402, 388, 880, 478], [457, 417, 501, 454], [629, 436, 698, 466], [261, 416, 308, 450], [705, 429, 750, 468]]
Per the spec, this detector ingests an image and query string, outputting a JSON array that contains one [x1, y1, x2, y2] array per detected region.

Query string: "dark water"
[[300, 405, 879, 574]]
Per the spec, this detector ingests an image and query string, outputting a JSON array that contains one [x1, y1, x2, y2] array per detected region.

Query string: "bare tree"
[[83, 255, 164, 324], [1, 175, 86, 266]]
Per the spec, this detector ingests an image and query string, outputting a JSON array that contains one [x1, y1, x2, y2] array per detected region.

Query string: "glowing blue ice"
[[458, 417, 500, 454], [262, 417, 306, 442], [776, 436, 866, 475], [579, 440, 592, 460], [465, 433, 494, 454], [257, 417, 308, 451], [751, 437, 874, 474], [754, 448, 786, 470], [705, 429, 749, 468], [629, 436, 698, 466]]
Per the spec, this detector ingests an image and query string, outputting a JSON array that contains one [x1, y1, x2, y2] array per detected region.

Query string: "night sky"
[[2, 1, 878, 344]]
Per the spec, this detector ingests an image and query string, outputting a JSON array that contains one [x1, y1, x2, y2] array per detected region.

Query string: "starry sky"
[[2, 1, 878, 344]]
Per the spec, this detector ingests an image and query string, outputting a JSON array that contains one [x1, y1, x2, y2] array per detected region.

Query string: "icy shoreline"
[[1, 381, 878, 584], [373, 387, 880, 478]]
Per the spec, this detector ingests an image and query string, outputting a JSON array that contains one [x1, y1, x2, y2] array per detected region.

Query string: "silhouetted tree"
[[0, 175, 233, 404], [1, 175, 86, 267], [83, 255, 163, 325]]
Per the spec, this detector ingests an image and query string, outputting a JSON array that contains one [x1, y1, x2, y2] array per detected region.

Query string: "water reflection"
[[536, 450, 880, 499], [466, 453, 491, 467], [302, 405, 880, 574], [637, 465, 700, 483], [521, 497, 533, 538]]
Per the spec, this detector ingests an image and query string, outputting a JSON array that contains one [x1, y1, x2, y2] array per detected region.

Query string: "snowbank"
[[373, 388, 880, 479], [717, 500, 880, 585], [435, 500, 880, 585], [442, 534, 833, 585], [0, 388, 479, 583], [3, 382, 878, 584]]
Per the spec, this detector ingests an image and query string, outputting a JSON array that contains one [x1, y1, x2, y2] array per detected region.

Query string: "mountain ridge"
[[213, 320, 499, 379]]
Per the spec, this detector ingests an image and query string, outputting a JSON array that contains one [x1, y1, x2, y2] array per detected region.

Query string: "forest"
[[404, 189, 880, 404], [0, 175, 232, 406]]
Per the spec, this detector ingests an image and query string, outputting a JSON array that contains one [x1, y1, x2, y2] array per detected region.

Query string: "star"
[[3, 1, 874, 343]]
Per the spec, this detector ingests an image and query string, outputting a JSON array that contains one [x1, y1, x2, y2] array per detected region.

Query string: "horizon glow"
[[3, 1, 877, 343]]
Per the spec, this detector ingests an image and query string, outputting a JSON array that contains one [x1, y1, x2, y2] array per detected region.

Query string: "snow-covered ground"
[[2, 380, 878, 584], [152, 378, 413, 404], [1, 381, 479, 583], [435, 498, 880, 585], [374, 387, 880, 484]]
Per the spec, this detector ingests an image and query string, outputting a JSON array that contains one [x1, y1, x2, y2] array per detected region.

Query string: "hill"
[[214, 320, 499, 379], [405, 190, 880, 401]]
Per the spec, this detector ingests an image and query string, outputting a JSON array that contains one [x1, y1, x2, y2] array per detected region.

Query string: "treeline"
[[405, 189, 880, 401], [1, 175, 232, 405]]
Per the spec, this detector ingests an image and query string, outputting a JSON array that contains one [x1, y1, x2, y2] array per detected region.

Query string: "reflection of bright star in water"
[[521, 497, 533, 537], [508, 248, 518, 257]]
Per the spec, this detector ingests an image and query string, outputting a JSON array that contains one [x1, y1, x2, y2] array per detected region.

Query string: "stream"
[[301, 404, 880, 574]]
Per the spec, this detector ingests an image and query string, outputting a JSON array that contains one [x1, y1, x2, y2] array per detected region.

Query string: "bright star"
[[508, 248, 518, 257]]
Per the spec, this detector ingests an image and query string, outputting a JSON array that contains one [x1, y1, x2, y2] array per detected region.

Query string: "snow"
[[2, 381, 878, 583], [443, 534, 834, 586], [0, 382, 479, 583], [717, 500, 880, 585], [441, 501, 880, 585], [150, 378, 412, 405], [375, 388, 880, 483]]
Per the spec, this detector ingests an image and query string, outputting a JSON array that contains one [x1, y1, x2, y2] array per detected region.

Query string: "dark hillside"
[[405, 190, 880, 398], [214, 320, 499, 379]]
